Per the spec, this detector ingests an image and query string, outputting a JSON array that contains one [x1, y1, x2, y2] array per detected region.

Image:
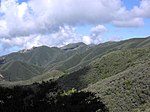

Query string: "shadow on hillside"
[[57, 66, 91, 90], [0, 80, 108, 112]]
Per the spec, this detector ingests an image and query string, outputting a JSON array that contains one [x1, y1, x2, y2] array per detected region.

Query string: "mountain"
[[57, 48, 150, 112], [0, 60, 44, 81], [5, 46, 64, 67], [0, 36, 150, 112], [57, 48, 150, 89], [61, 42, 87, 50], [0, 37, 150, 82]]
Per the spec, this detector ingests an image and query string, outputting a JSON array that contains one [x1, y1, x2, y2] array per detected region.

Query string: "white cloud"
[[0, 0, 149, 37], [0, 0, 150, 55], [0, 0, 123, 37], [89, 25, 107, 44], [112, 0, 150, 27], [113, 17, 144, 27], [0, 26, 84, 50], [132, 0, 150, 18], [17, 2, 28, 18], [82, 36, 92, 45], [0, 25, 107, 53], [91, 25, 107, 36], [0, 20, 9, 37]]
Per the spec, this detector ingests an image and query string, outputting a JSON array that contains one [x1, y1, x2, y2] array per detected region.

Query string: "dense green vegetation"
[[86, 62, 150, 112], [0, 36, 150, 112], [58, 48, 150, 89], [0, 80, 108, 112]]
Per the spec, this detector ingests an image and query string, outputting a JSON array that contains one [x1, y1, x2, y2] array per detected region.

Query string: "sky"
[[0, 0, 150, 56]]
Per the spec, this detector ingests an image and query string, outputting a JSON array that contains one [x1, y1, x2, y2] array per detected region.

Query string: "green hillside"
[[86, 62, 150, 112], [58, 48, 150, 89], [1, 37, 150, 82], [0, 37, 150, 112], [44, 36, 150, 74], [59, 36, 150, 72], [5, 46, 64, 67], [57, 48, 150, 112], [0, 61, 44, 81]]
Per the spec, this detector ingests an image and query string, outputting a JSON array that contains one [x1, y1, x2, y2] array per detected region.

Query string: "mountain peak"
[[61, 42, 87, 50], [19, 46, 38, 53]]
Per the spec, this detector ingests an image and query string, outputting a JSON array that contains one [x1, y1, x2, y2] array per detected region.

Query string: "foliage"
[[0, 80, 108, 112], [87, 62, 150, 112], [60, 88, 78, 96], [58, 48, 150, 90], [1, 37, 150, 112]]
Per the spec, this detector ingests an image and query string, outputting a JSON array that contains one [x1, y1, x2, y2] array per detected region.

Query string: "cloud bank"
[[0, 0, 150, 55]]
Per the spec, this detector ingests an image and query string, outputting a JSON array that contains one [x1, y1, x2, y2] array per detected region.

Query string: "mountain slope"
[[0, 37, 150, 112], [57, 48, 150, 90], [63, 36, 150, 72], [57, 48, 150, 112], [86, 62, 150, 112], [1, 37, 150, 82], [5, 46, 64, 67], [44, 37, 150, 73], [0, 61, 44, 81]]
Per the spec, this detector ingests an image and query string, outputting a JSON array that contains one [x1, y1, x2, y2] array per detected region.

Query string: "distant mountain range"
[[1, 36, 150, 81], [0, 36, 150, 112]]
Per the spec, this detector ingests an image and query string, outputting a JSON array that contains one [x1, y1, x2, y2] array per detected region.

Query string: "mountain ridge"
[[0, 36, 150, 82]]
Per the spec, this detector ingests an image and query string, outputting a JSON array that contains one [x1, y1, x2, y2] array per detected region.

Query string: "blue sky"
[[0, 0, 150, 55], [17, 0, 29, 4], [123, 0, 140, 10], [75, 0, 150, 41]]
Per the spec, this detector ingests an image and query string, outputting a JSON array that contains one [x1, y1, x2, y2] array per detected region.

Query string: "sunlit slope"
[[58, 48, 150, 112], [58, 48, 150, 90], [86, 62, 150, 112]]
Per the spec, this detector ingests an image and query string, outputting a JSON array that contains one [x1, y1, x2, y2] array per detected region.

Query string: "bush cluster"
[[0, 80, 108, 112]]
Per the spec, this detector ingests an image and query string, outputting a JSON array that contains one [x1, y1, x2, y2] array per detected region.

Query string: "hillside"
[[86, 62, 150, 112], [58, 48, 150, 89], [0, 37, 150, 112], [57, 48, 150, 112], [50, 36, 150, 73], [0, 37, 150, 82], [0, 43, 88, 81], [0, 61, 44, 81], [4, 46, 64, 67]]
